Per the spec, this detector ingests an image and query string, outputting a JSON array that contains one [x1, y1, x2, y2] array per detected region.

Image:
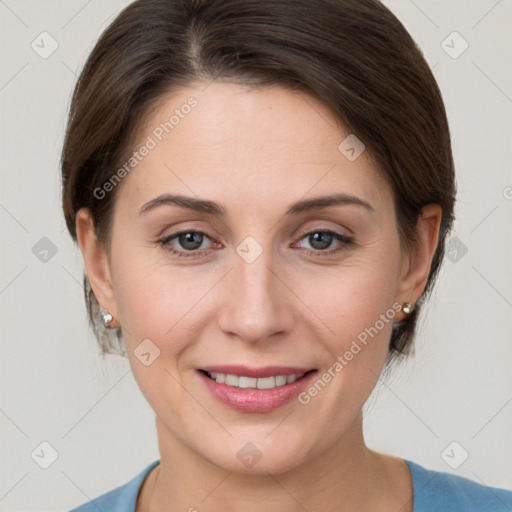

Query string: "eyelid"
[[295, 223, 352, 240]]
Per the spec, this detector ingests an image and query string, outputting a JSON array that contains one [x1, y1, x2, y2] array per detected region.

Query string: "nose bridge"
[[217, 238, 292, 343]]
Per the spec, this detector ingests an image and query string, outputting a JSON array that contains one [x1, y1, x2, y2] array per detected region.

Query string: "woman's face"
[[85, 83, 420, 473]]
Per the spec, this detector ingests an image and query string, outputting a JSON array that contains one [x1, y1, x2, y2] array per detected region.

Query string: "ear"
[[75, 208, 120, 328], [395, 203, 443, 320]]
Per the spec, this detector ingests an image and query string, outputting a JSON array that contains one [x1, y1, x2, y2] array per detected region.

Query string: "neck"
[[139, 412, 412, 512]]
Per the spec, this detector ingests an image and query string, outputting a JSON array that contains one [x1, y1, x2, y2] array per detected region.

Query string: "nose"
[[217, 246, 295, 345]]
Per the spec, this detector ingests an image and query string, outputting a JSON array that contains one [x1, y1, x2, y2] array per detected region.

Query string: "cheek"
[[304, 244, 400, 347], [110, 250, 206, 424], [298, 243, 401, 401], [110, 242, 217, 356]]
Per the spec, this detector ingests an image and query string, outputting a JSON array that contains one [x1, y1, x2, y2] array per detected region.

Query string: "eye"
[[295, 229, 354, 255], [157, 230, 215, 258], [157, 228, 354, 259]]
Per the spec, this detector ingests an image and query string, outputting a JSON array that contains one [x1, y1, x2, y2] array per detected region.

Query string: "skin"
[[76, 82, 442, 511]]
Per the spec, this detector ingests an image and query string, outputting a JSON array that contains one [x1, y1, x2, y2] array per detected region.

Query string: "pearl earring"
[[100, 309, 114, 328], [402, 302, 413, 315]]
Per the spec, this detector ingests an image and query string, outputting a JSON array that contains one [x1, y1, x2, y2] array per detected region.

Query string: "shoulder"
[[405, 459, 512, 512], [68, 460, 160, 512]]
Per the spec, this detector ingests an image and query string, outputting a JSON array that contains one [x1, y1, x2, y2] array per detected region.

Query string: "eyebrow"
[[139, 192, 374, 216]]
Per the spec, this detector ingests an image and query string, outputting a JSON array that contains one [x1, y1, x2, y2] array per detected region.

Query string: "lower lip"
[[198, 370, 317, 413]]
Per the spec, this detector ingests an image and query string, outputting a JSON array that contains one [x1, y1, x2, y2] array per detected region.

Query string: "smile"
[[198, 367, 318, 412]]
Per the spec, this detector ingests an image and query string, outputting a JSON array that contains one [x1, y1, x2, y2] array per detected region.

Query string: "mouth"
[[197, 366, 318, 413]]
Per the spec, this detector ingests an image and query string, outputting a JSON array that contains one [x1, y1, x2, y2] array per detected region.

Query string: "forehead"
[[140, 82, 340, 147], [117, 82, 391, 216]]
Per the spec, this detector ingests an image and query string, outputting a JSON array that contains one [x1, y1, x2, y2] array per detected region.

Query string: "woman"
[[62, 0, 512, 510]]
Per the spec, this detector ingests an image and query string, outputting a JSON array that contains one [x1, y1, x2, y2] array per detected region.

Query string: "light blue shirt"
[[69, 459, 512, 511]]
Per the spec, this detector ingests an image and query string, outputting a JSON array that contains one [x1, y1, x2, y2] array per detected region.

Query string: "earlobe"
[[75, 208, 119, 326], [396, 203, 443, 319]]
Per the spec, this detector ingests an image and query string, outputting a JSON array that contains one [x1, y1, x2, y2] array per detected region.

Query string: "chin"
[[192, 429, 315, 476]]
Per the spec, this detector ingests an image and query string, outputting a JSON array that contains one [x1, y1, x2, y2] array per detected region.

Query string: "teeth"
[[257, 376, 275, 389], [206, 372, 306, 389], [225, 374, 239, 386], [238, 376, 257, 388]]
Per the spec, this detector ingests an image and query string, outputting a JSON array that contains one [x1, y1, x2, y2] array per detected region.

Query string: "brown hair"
[[61, 0, 456, 359]]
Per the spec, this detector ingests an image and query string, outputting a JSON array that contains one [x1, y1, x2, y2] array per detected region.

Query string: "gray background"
[[0, 0, 511, 510]]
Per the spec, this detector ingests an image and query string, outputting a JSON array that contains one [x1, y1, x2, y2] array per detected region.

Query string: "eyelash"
[[156, 229, 354, 259]]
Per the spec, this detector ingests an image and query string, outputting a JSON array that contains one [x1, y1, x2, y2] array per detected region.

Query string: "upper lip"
[[200, 365, 316, 378]]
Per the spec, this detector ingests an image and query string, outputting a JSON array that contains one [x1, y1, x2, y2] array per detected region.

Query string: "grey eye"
[[306, 232, 334, 250], [176, 232, 205, 251]]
